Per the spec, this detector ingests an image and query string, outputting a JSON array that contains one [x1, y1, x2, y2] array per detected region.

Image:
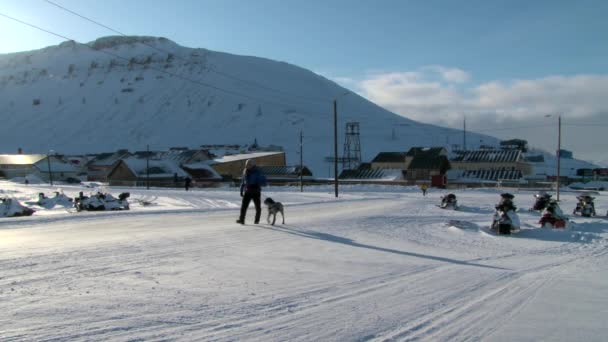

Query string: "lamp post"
[[333, 99, 338, 197], [545, 115, 561, 201], [557, 115, 561, 201], [47, 149, 54, 186], [146, 144, 150, 190]]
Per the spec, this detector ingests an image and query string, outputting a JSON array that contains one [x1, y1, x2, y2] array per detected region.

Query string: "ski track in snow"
[[1, 181, 608, 341]]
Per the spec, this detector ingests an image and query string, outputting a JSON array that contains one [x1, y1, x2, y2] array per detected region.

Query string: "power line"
[[564, 123, 608, 127], [43, 0, 331, 105], [0, 11, 330, 117]]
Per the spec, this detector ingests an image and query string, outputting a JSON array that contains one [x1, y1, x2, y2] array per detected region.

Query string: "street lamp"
[[47, 149, 54, 186], [545, 115, 561, 201]]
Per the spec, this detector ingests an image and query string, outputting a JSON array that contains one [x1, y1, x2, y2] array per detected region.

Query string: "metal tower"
[[342, 122, 361, 170]]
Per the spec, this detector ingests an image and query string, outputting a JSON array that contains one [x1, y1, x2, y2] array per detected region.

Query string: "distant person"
[[184, 176, 192, 191], [237, 159, 266, 224], [420, 183, 428, 196]]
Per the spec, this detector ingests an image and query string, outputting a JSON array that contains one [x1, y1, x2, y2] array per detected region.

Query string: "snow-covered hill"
[[0, 36, 500, 175], [0, 36, 595, 176]]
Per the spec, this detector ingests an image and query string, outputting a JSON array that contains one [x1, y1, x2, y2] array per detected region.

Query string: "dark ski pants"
[[239, 190, 261, 223]]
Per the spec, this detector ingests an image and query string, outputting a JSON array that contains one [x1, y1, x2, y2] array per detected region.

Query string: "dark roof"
[[371, 152, 406, 163], [524, 155, 545, 163], [89, 151, 132, 166], [358, 162, 372, 170], [460, 169, 523, 181], [405, 147, 445, 157], [133, 151, 156, 158], [182, 167, 220, 179], [339, 168, 401, 180], [258, 166, 312, 177], [451, 150, 521, 163], [408, 155, 450, 171], [158, 150, 204, 164]]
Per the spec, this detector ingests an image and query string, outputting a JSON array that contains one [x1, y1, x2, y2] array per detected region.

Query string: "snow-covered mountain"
[[0, 36, 593, 176]]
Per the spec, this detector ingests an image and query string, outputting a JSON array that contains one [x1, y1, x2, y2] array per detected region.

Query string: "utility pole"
[[557, 115, 561, 201], [333, 99, 338, 198], [463, 116, 467, 151], [146, 144, 150, 190], [300, 130, 303, 192], [47, 151, 54, 186]]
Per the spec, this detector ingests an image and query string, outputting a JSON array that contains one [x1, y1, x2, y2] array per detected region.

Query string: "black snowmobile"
[[491, 193, 520, 235], [440, 193, 458, 209], [572, 194, 596, 217], [74, 191, 130, 212], [531, 192, 552, 211]]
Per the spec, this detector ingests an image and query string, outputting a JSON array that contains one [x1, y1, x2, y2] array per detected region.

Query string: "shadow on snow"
[[256, 224, 509, 271]]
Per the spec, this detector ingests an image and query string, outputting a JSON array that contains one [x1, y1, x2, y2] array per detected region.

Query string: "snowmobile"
[[531, 192, 552, 211], [74, 191, 130, 212], [491, 193, 520, 235], [28, 191, 73, 209], [0, 198, 35, 217], [572, 194, 596, 217], [539, 199, 568, 229], [439, 193, 458, 209]]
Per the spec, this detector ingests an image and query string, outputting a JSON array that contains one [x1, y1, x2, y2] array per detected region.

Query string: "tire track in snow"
[[370, 239, 607, 342]]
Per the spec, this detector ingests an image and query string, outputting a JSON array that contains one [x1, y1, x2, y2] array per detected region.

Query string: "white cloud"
[[350, 68, 608, 125], [422, 65, 471, 83], [331, 66, 608, 163]]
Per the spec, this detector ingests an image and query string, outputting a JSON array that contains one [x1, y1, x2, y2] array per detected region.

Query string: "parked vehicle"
[[539, 199, 568, 229], [27, 191, 73, 209], [531, 192, 551, 211], [573, 194, 596, 217], [74, 191, 130, 211], [1, 198, 35, 217], [439, 193, 458, 209], [491, 193, 520, 235]]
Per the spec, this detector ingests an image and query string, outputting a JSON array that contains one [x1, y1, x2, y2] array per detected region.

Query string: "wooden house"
[[403, 147, 450, 182], [107, 157, 191, 187], [0, 154, 79, 182], [209, 151, 286, 179], [86, 150, 132, 181], [370, 152, 407, 170]]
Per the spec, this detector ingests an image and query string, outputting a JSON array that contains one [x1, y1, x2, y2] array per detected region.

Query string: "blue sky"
[[2, 0, 607, 79], [2, 0, 607, 163]]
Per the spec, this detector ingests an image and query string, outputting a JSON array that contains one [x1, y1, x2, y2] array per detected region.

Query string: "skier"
[[237, 159, 266, 224]]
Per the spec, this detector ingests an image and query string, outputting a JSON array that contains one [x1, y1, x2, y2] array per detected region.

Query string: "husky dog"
[[264, 197, 285, 225]]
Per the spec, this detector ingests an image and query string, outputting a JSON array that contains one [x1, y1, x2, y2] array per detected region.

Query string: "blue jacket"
[[240, 166, 267, 193]]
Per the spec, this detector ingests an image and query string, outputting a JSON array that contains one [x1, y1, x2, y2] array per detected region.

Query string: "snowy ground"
[[1, 181, 607, 341]]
